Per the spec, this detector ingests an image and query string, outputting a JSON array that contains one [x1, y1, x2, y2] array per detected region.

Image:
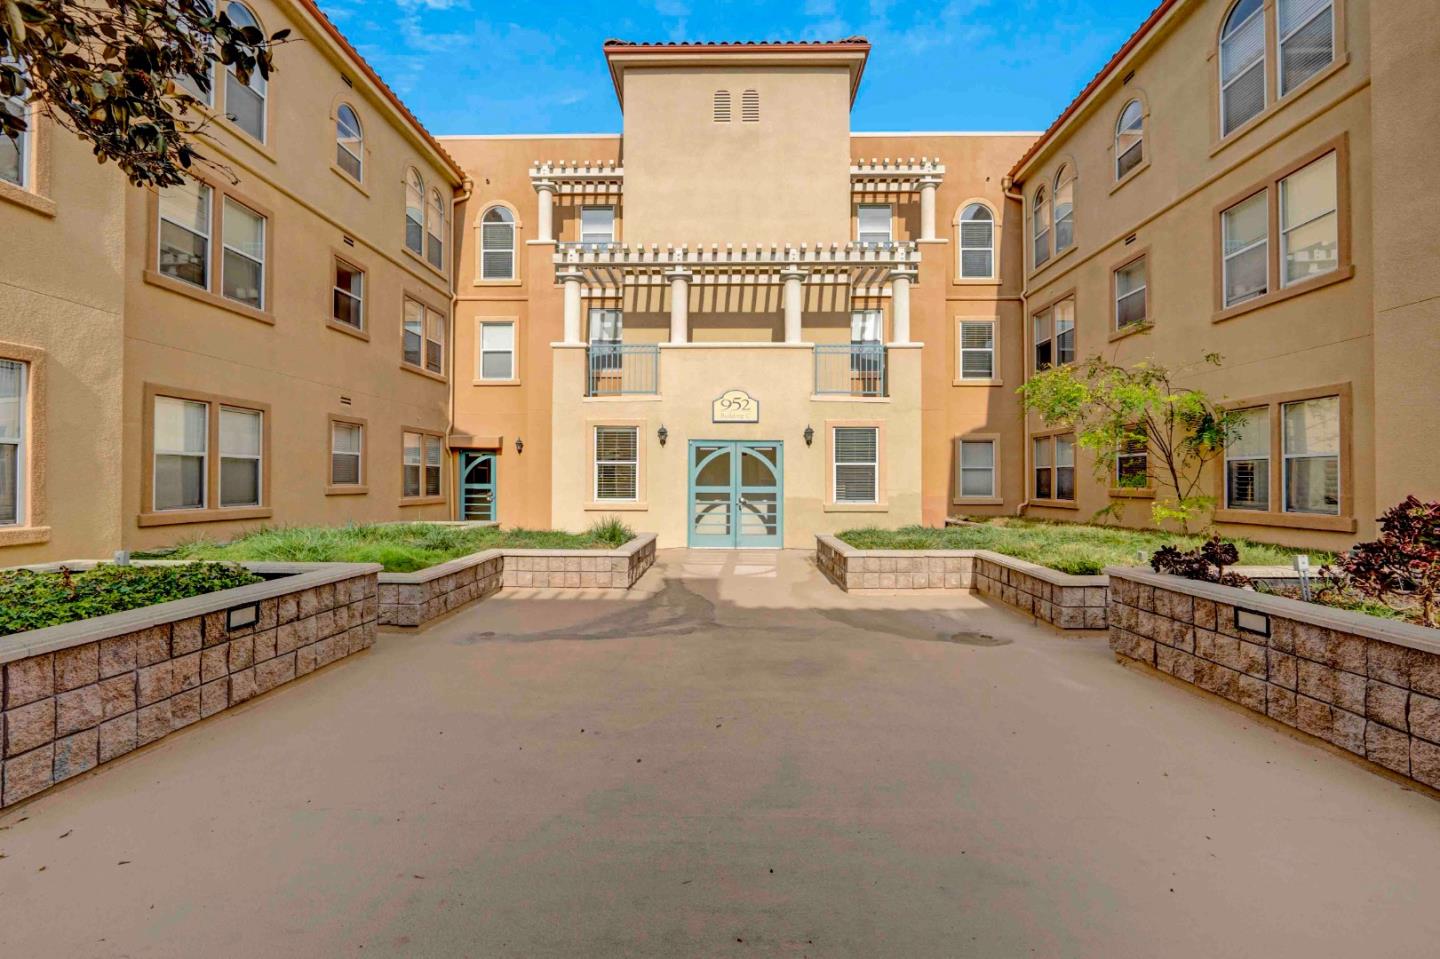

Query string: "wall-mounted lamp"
[[515, 438, 524, 454], [657, 425, 668, 447], [803, 425, 815, 447]]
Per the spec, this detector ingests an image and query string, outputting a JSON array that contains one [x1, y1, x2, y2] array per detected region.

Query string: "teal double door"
[[688, 440, 783, 548]]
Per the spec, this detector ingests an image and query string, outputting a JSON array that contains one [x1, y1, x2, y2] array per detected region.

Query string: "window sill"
[[1212, 266, 1354, 324], [327, 318, 371, 341], [137, 507, 272, 528], [952, 496, 1003, 507], [217, 118, 277, 165], [953, 377, 1003, 387], [400, 361, 447, 384], [0, 179, 56, 218], [823, 502, 890, 513], [1027, 242, 1077, 284], [403, 245, 449, 282], [1208, 55, 1351, 158], [475, 278, 523, 288], [585, 501, 648, 512], [952, 276, 1000, 287], [331, 163, 370, 197], [473, 378, 522, 387], [1028, 499, 1080, 511], [399, 496, 446, 508], [1214, 509, 1356, 533], [1109, 487, 1155, 499], [0, 525, 52, 547], [142, 270, 275, 326], [325, 485, 369, 496], [810, 394, 891, 404], [1108, 321, 1154, 343], [1109, 159, 1150, 195]]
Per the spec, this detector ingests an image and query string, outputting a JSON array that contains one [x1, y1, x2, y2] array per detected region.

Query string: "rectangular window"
[[1032, 436, 1052, 500], [221, 197, 265, 309], [1, 86, 25, 187], [333, 259, 364, 330], [158, 180, 212, 289], [403, 298, 424, 367], [1033, 310, 1052, 371], [425, 306, 445, 374], [402, 431, 443, 498], [857, 204, 892, 244], [580, 205, 615, 246], [958, 320, 994, 380], [957, 439, 995, 498], [402, 432, 422, 498], [424, 434, 442, 497], [1280, 151, 1338, 287], [833, 426, 879, 504], [1278, 0, 1334, 96], [1225, 407, 1270, 511], [589, 308, 623, 372], [1283, 395, 1339, 514], [218, 406, 262, 508], [1053, 299, 1075, 365], [1055, 434, 1076, 501], [153, 396, 208, 511], [331, 421, 363, 487], [1116, 426, 1148, 489], [225, 64, 266, 142], [479, 321, 515, 381], [1033, 434, 1075, 501], [1222, 191, 1269, 307], [1220, 1, 1266, 135], [1114, 255, 1148, 329], [594, 426, 638, 501], [0, 359, 25, 525]]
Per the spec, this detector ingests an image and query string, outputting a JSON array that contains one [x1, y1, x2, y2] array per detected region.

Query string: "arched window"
[[426, 188, 445, 270], [1220, 0, 1265, 136], [957, 203, 995, 280], [1115, 101, 1144, 180], [1278, 0, 1333, 95], [1032, 185, 1051, 268], [223, 2, 267, 142], [480, 206, 515, 280], [405, 169, 425, 254], [335, 103, 362, 180], [1053, 164, 1075, 252]]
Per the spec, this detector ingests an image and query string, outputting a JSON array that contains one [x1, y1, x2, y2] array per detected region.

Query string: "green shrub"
[[587, 516, 635, 549], [0, 563, 262, 637]]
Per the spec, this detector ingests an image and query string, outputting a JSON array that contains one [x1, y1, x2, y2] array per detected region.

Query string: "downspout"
[[448, 175, 475, 519], [1001, 174, 1031, 518]]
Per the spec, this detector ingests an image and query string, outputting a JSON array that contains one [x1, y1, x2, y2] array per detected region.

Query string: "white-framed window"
[[1033, 310, 1052, 371], [1278, 0, 1334, 96], [1115, 425, 1149, 489], [1053, 165, 1075, 252], [958, 320, 995, 380], [330, 421, 363, 487], [218, 406, 262, 507], [402, 431, 443, 498], [1279, 151, 1338, 287], [857, 204, 892, 244], [223, 2, 267, 142], [336, 103, 363, 180], [1222, 190, 1269, 307], [427, 188, 445, 270], [594, 426, 638, 501], [1115, 100, 1144, 180], [221, 197, 264, 309], [405, 168, 425, 255], [1225, 406, 1270, 511], [833, 426, 879, 504], [1, 71, 26, 188], [333, 258, 364, 330], [1114, 255, 1148, 329], [158, 179, 212, 289], [1032, 186, 1051, 267], [0, 359, 26, 526], [424, 304, 444, 373], [480, 206, 515, 280], [1054, 299, 1075, 366], [1220, 0, 1266, 136], [1283, 395, 1339, 514], [1056, 435, 1076, 501], [402, 298, 424, 368], [958, 203, 995, 279], [1033, 433, 1075, 501], [580, 205, 615, 247], [478, 321, 515, 381], [957, 439, 995, 499], [153, 396, 208, 511], [588, 307, 623, 372]]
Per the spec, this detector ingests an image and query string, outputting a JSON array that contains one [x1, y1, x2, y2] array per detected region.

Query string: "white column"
[[781, 267, 806, 344], [667, 268, 692, 344], [561, 271, 584, 344], [889, 269, 915, 344], [919, 177, 940, 241], [534, 181, 556, 243]]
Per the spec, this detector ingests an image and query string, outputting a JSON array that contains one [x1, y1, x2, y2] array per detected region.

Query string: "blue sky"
[[318, 0, 1159, 136]]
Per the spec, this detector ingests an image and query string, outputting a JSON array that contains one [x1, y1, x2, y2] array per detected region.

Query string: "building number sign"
[[712, 389, 760, 423]]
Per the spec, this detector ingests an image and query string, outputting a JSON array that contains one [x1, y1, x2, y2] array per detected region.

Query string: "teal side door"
[[458, 451, 497, 521], [688, 441, 783, 548]]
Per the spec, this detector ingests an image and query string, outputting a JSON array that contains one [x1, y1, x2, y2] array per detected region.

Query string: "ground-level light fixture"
[[804, 425, 815, 447], [515, 437, 524, 454], [657, 425, 668, 447]]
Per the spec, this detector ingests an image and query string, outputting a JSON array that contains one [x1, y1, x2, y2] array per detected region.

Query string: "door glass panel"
[[695, 446, 731, 487], [741, 446, 778, 486], [693, 492, 732, 535], [738, 492, 778, 536]]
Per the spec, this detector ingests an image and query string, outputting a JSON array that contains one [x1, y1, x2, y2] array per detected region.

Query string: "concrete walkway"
[[2, 549, 1439, 957]]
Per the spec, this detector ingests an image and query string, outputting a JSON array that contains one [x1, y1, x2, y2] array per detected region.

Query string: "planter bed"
[[1106, 566, 1440, 792], [0, 560, 380, 809]]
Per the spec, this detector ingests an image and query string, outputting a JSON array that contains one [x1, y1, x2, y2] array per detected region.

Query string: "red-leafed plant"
[[1150, 535, 1250, 587], [1329, 497, 1440, 628]]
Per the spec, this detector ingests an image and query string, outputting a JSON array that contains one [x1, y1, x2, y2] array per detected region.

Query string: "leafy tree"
[[1019, 353, 1236, 532], [1328, 496, 1440, 628], [1, 0, 289, 187]]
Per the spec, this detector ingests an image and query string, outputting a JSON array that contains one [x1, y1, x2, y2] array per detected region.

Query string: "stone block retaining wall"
[[1, 563, 379, 809], [1107, 566, 1440, 792]]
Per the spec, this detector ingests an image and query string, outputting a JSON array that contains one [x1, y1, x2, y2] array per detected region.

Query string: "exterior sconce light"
[[515, 437, 524, 454], [657, 425, 669, 447], [804, 425, 815, 447]]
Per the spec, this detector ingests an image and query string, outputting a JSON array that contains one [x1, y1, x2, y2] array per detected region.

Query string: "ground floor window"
[[594, 426, 638, 501], [1220, 388, 1346, 522], [1033, 433, 1075, 502], [154, 396, 208, 511], [956, 438, 995, 498], [1225, 407, 1270, 511], [403, 430, 443, 499], [0, 359, 26, 525], [148, 387, 268, 516], [1115, 425, 1148, 489], [218, 407, 262, 507], [330, 419, 364, 488], [1283, 396, 1340, 515], [833, 426, 879, 504]]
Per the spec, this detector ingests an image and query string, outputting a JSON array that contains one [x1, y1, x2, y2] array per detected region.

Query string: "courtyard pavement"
[[2, 549, 1439, 957]]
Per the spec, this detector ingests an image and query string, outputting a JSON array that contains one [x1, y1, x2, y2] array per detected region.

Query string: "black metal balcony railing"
[[587, 344, 660, 395], [814, 344, 887, 397]]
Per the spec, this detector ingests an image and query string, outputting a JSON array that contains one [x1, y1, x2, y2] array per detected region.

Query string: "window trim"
[[0, 104, 54, 216], [476, 318, 519, 385], [477, 203, 520, 284], [1109, 247, 1152, 337], [138, 383, 272, 527], [329, 251, 368, 340], [1028, 289, 1076, 373], [1211, 136, 1352, 323], [334, 102, 364, 183], [953, 199, 999, 283], [1113, 97, 1149, 187], [1277, 0, 1335, 99], [579, 204, 617, 247], [953, 433, 1002, 506], [0, 343, 48, 545], [1214, 382, 1355, 532], [326, 414, 368, 496], [825, 420, 886, 512], [399, 426, 446, 507], [400, 292, 448, 381], [955, 316, 1000, 386], [1223, 406, 1271, 513], [1052, 164, 1075, 254], [583, 418, 647, 512], [592, 423, 641, 504], [1030, 428, 1079, 509]]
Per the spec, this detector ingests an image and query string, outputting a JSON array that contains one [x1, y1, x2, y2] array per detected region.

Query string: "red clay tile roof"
[[1007, 0, 1180, 183]]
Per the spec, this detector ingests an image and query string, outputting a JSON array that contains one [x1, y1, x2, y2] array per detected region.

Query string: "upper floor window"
[[402, 298, 444, 375], [1115, 100, 1144, 180], [1053, 165, 1075, 252], [223, 2, 267, 143], [159, 179, 212, 289], [1222, 190, 1268, 307], [426, 188, 445, 270], [1278, 0, 1334, 96], [0, 359, 26, 526], [857, 204, 892, 244], [580, 205, 615, 247], [221, 197, 265, 310], [405, 169, 425, 255], [478, 321, 515, 381], [480, 206, 515, 280], [958, 320, 995, 381], [1114, 254, 1149, 330], [1220, 0, 1266, 135], [1032, 186, 1050, 267], [336, 103, 363, 180], [713, 90, 731, 123], [1, 72, 26, 188], [957, 203, 995, 279], [332, 257, 364, 331], [1279, 150, 1338, 286], [1033, 299, 1075, 371]]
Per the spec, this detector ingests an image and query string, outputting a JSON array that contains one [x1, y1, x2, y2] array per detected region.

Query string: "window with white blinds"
[[153, 397, 207, 511], [1115, 100, 1144, 180], [405, 169, 425, 254], [480, 206, 515, 280], [221, 197, 265, 310], [224, 2, 267, 142], [479, 321, 515, 381], [1220, 0, 1266, 135], [1222, 191, 1269, 307], [1, 69, 26, 188], [1280, 151, 1338, 287], [741, 89, 759, 122], [833, 427, 879, 504], [1278, 0, 1333, 95], [857, 204, 892, 244], [331, 421, 363, 487], [713, 90, 731, 122], [1225, 407, 1270, 511], [580, 206, 615, 246], [0, 359, 25, 526], [1053, 166, 1075, 251], [958, 320, 995, 380], [1283, 395, 1339, 514], [594, 426, 638, 501], [403, 431, 443, 498], [219, 407, 262, 507], [958, 203, 995, 279], [158, 179, 212, 289], [1032, 186, 1051, 267], [957, 439, 995, 499]]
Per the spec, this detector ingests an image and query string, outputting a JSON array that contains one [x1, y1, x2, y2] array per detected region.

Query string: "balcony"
[[588, 344, 660, 396], [814, 344, 887, 397]]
